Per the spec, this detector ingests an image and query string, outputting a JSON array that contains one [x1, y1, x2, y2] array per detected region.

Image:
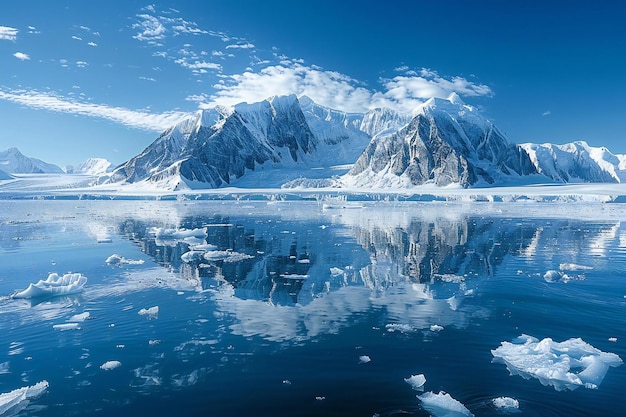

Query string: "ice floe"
[[404, 374, 426, 391], [153, 227, 207, 239], [492, 396, 519, 411], [417, 391, 474, 417], [100, 360, 121, 371], [559, 263, 593, 271], [12, 273, 87, 299], [203, 250, 254, 263], [68, 312, 90, 322], [542, 270, 584, 283], [0, 380, 48, 416], [105, 254, 145, 266], [53, 323, 81, 331], [430, 324, 444, 332], [491, 334, 623, 391], [138, 306, 159, 319], [358, 355, 371, 364]]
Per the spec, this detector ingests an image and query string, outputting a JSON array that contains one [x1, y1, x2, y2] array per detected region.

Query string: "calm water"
[[0, 200, 624, 416]]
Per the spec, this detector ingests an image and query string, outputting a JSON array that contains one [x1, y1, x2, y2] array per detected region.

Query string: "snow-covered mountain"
[[106, 94, 626, 191], [107, 95, 410, 190], [0, 147, 63, 174], [520, 141, 626, 183], [65, 158, 113, 176], [341, 93, 539, 188]]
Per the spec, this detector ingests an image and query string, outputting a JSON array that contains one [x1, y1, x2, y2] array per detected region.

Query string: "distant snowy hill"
[[341, 93, 539, 188], [520, 141, 626, 183], [0, 147, 64, 174], [107, 95, 409, 190], [65, 158, 113, 176]]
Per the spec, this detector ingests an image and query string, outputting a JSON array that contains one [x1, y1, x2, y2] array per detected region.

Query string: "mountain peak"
[[447, 92, 464, 105]]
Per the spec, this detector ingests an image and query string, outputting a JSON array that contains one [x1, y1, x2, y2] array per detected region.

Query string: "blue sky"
[[1, 0, 625, 167]]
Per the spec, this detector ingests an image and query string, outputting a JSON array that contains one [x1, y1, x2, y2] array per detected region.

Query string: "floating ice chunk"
[[430, 324, 444, 332], [385, 323, 415, 333], [0, 380, 48, 416], [148, 339, 161, 346], [190, 243, 218, 251], [100, 360, 121, 371], [543, 270, 584, 283], [69, 312, 90, 322], [609, 337, 617, 342], [105, 254, 144, 266], [491, 334, 623, 391], [358, 355, 371, 364], [559, 263, 593, 271], [53, 323, 81, 331], [404, 374, 426, 391], [12, 273, 87, 299], [418, 391, 474, 417], [492, 396, 519, 410], [138, 306, 159, 319], [0, 362, 9, 375]]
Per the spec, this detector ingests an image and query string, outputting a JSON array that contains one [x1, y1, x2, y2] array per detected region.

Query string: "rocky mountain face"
[[0, 147, 64, 174], [520, 141, 626, 183], [343, 94, 539, 188], [106, 93, 626, 190], [107, 95, 409, 190]]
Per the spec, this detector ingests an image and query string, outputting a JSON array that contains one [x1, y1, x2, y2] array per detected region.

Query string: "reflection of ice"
[[491, 334, 623, 391], [12, 273, 87, 299], [417, 391, 474, 417], [0, 380, 49, 416]]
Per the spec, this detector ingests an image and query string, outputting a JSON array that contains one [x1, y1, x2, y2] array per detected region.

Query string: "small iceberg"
[[100, 360, 121, 371], [404, 374, 426, 391], [0, 380, 49, 416], [12, 273, 87, 299], [138, 306, 159, 319], [418, 391, 474, 417], [492, 396, 519, 411], [491, 334, 623, 391], [105, 254, 144, 266]]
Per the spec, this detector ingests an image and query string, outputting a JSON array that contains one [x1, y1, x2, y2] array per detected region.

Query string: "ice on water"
[[12, 273, 87, 299], [105, 254, 145, 266], [0, 380, 48, 416], [491, 334, 623, 391], [492, 396, 519, 410], [138, 306, 159, 319], [100, 361, 122, 371], [417, 391, 474, 417], [404, 374, 426, 391]]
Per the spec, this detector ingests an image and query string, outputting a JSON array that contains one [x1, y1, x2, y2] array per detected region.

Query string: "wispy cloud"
[[71, 35, 83, 41], [0, 26, 18, 41], [0, 88, 190, 132], [87, 41, 98, 47], [133, 14, 167, 42], [542, 110, 551, 116], [13, 52, 30, 61], [206, 62, 493, 113], [225, 43, 255, 50]]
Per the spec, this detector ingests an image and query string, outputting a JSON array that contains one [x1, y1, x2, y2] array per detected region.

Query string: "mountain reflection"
[[114, 205, 620, 342]]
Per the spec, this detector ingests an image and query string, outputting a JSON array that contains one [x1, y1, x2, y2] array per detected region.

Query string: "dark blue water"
[[0, 200, 624, 416]]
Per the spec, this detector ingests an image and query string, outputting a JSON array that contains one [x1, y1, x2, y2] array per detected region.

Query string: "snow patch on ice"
[[418, 391, 474, 417], [491, 334, 623, 391], [105, 254, 144, 266]]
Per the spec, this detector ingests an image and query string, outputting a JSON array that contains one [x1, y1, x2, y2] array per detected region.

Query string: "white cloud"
[[542, 110, 551, 116], [71, 35, 83, 41], [174, 58, 222, 71], [133, 14, 167, 42], [139, 76, 157, 82], [76, 61, 88, 68], [206, 62, 493, 113], [225, 43, 255, 49], [13, 52, 30, 61], [0, 88, 190, 132], [0, 26, 18, 41], [87, 41, 98, 47]]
